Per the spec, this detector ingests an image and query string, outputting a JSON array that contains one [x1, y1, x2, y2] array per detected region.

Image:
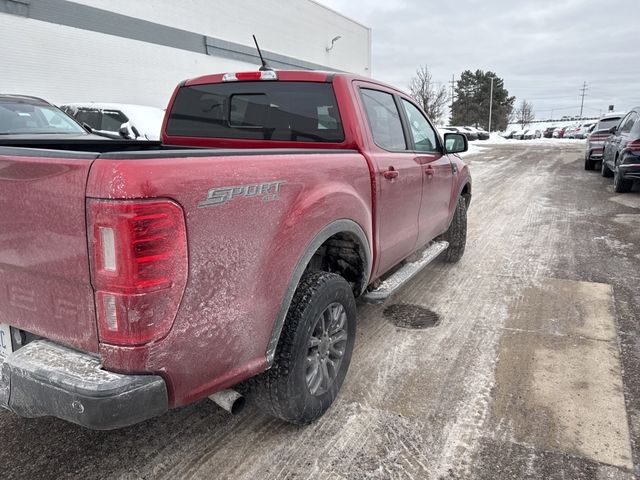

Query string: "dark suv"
[[601, 107, 640, 192], [585, 113, 624, 170]]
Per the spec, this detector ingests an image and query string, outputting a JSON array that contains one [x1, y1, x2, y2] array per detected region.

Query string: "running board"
[[361, 241, 449, 304]]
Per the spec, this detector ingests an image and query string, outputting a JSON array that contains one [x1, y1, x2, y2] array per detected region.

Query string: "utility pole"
[[488, 76, 495, 133], [579, 81, 588, 118]]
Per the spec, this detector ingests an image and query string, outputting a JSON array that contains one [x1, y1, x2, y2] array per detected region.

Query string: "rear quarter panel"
[[87, 151, 372, 406]]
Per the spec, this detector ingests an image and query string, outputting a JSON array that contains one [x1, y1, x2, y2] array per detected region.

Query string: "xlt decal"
[[198, 180, 286, 208]]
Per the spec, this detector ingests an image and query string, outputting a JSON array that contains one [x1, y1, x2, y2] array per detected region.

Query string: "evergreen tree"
[[451, 70, 515, 131]]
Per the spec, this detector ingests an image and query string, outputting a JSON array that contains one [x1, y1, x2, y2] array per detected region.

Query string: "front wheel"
[[438, 195, 467, 263], [251, 271, 356, 424]]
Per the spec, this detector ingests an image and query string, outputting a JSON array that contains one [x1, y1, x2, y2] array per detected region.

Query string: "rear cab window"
[[166, 81, 344, 143], [359, 88, 406, 151]]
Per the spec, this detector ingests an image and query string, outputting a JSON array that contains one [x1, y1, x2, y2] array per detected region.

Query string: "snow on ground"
[[459, 134, 585, 157]]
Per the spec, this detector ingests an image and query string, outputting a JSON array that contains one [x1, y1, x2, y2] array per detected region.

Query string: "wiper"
[[87, 130, 120, 139]]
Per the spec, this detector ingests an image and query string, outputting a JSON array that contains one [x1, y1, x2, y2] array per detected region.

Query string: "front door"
[[399, 98, 454, 246]]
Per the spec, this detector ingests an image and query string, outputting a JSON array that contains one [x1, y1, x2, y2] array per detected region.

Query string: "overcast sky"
[[319, 0, 639, 120]]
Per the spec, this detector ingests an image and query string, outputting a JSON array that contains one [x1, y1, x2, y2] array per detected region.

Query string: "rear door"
[[399, 98, 454, 245], [357, 86, 422, 276], [0, 150, 99, 353]]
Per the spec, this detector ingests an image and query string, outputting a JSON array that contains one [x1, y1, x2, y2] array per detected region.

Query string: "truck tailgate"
[[0, 151, 99, 353]]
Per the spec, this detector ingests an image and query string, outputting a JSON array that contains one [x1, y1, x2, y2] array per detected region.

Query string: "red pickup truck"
[[0, 70, 471, 429]]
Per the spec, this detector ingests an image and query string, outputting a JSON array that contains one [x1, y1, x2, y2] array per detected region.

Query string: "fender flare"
[[265, 219, 371, 365], [457, 177, 472, 208]]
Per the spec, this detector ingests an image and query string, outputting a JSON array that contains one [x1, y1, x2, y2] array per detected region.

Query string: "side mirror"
[[119, 122, 140, 139], [609, 126, 617, 134], [119, 124, 131, 139], [444, 132, 468, 154]]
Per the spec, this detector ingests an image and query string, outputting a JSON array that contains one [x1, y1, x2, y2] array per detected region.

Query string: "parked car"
[[500, 130, 515, 139], [0, 69, 471, 430], [552, 126, 566, 138], [565, 125, 579, 138], [0, 94, 108, 140], [476, 127, 490, 140], [61, 103, 165, 140], [464, 126, 489, 140], [574, 122, 594, 139], [512, 129, 526, 140], [543, 127, 556, 138], [523, 129, 541, 139], [584, 113, 625, 170], [601, 107, 640, 192], [448, 126, 478, 141]]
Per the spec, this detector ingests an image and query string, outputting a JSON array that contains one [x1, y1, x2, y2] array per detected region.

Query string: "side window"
[[74, 109, 100, 129], [101, 110, 128, 132], [621, 112, 638, 133], [401, 99, 438, 153], [359, 89, 406, 151]]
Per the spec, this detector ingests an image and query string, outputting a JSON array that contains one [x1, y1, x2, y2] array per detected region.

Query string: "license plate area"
[[0, 324, 13, 357]]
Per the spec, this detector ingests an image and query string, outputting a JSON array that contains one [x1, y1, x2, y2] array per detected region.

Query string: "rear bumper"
[[619, 162, 640, 180], [0, 340, 167, 430], [587, 147, 603, 160]]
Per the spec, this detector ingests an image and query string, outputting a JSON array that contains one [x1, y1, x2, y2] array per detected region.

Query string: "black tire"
[[584, 157, 595, 170], [613, 166, 633, 193], [438, 195, 467, 263], [251, 271, 356, 424], [601, 158, 613, 178]]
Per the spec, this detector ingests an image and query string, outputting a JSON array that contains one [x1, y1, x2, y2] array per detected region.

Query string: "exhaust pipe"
[[209, 389, 245, 415]]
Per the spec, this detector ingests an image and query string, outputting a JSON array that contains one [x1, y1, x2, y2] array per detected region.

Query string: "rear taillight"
[[625, 139, 640, 152], [88, 199, 188, 346]]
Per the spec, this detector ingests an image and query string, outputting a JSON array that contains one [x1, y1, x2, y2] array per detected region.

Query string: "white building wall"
[[76, 0, 371, 75], [0, 0, 370, 109]]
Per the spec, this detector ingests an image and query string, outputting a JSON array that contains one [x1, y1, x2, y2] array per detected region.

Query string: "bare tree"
[[409, 65, 448, 125], [515, 99, 535, 129]]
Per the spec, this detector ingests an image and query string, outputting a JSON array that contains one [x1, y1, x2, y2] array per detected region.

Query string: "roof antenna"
[[253, 35, 272, 71]]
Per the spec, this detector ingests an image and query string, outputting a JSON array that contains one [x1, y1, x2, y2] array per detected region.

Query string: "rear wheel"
[[614, 165, 633, 193], [438, 195, 467, 263], [601, 158, 614, 177], [584, 157, 595, 170], [251, 271, 356, 424]]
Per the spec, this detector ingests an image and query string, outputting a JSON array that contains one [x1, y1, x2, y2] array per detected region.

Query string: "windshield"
[[166, 81, 344, 143], [0, 101, 86, 135], [596, 117, 622, 131]]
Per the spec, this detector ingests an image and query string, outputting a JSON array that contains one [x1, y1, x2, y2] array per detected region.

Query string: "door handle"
[[425, 165, 434, 178], [382, 167, 399, 180]]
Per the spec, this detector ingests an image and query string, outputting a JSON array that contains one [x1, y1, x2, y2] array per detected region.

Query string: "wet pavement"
[[2, 142, 639, 479]]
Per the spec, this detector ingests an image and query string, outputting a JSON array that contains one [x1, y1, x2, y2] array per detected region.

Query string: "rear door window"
[[359, 89, 406, 151], [166, 81, 344, 142]]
